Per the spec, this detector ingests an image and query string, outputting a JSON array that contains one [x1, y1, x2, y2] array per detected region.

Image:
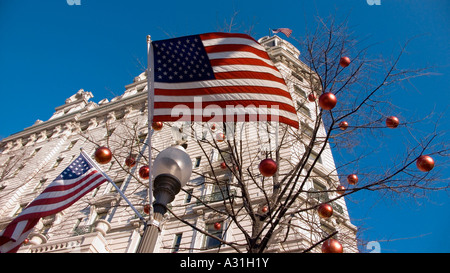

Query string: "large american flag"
[[151, 32, 299, 129], [0, 152, 108, 253]]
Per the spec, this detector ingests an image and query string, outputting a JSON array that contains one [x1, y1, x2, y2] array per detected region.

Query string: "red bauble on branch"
[[211, 123, 216, 130], [143, 204, 150, 214], [94, 146, 112, 164], [152, 121, 163, 131], [386, 116, 399, 129], [259, 158, 278, 177], [339, 121, 348, 131], [347, 174, 358, 185], [125, 156, 136, 168], [322, 239, 343, 253], [261, 206, 269, 213], [308, 93, 317, 102], [220, 162, 227, 169], [216, 132, 225, 142], [416, 155, 435, 172], [214, 222, 221, 230], [339, 56, 351, 68], [336, 185, 346, 195], [139, 165, 150, 179], [317, 203, 333, 219], [319, 92, 337, 110]]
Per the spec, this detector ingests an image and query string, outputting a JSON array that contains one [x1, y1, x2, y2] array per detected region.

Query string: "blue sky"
[[0, 0, 448, 252]]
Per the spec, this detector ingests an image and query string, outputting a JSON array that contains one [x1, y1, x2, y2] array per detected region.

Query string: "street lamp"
[[137, 145, 192, 253]]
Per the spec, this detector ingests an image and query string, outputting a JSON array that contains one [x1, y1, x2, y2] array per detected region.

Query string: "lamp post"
[[137, 145, 192, 253]]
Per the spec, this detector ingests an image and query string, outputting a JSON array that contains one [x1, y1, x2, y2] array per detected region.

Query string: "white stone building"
[[0, 35, 357, 253]]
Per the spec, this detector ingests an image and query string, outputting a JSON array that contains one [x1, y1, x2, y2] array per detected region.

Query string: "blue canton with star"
[[152, 35, 215, 83], [57, 154, 93, 180]]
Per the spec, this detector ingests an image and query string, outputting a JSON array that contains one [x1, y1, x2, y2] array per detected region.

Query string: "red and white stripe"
[[0, 169, 107, 253], [152, 32, 299, 129]]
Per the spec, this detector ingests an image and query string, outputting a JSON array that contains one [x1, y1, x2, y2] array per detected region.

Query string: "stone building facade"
[[0, 35, 358, 253]]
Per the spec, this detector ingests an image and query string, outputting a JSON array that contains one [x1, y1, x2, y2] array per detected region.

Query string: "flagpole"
[[80, 149, 146, 223], [147, 35, 155, 219], [134, 35, 160, 253]]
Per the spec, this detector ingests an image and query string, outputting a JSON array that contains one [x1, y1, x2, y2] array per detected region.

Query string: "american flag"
[[272, 28, 293, 38], [0, 152, 108, 253], [151, 32, 299, 129]]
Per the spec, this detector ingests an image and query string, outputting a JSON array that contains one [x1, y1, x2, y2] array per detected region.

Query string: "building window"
[[52, 158, 64, 169], [301, 123, 314, 138], [91, 186, 100, 197], [320, 222, 337, 239], [34, 178, 48, 192], [96, 211, 108, 221], [172, 233, 183, 253], [294, 85, 307, 97], [211, 184, 231, 202], [309, 179, 329, 203], [66, 140, 77, 150], [308, 151, 322, 164], [210, 149, 218, 162], [291, 72, 304, 82], [13, 164, 24, 176], [106, 128, 116, 138], [204, 222, 223, 249], [185, 189, 193, 203], [195, 156, 201, 168], [41, 223, 52, 236], [138, 133, 148, 144], [30, 147, 41, 158], [12, 205, 25, 217], [3, 155, 15, 167], [297, 103, 311, 118], [110, 179, 124, 193], [72, 217, 91, 236], [108, 160, 115, 171]]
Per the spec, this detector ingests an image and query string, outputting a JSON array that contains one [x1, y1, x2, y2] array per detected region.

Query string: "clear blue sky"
[[0, 0, 448, 253]]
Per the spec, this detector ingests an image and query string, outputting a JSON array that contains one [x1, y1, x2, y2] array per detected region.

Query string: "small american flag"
[[272, 28, 293, 38], [151, 32, 299, 129], [0, 152, 108, 253]]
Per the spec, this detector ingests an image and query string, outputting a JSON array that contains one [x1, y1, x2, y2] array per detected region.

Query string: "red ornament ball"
[[152, 121, 163, 131], [308, 93, 317, 102], [214, 222, 221, 230], [339, 56, 351, 68], [125, 156, 136, 168], [94, 146, 112, 164], [139, 165, 150, 179], [336, 185, 346, 195], [259, 158, 278, 177], [143, 204, 150, 214], [216, 132, 225, 142], [261, 206, 269, 213], [23, 238, 29, 245], [386, 116, 399, 129], [220, 162, 227, 169], [416, 155, 435, 172], [322, 239, 343, 253], [339, 121, 348, 131], [317, 203, 333, 219], [211, 124, 216, 130], [319, 92, 337, 110], [347, 174, 358, 185]]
